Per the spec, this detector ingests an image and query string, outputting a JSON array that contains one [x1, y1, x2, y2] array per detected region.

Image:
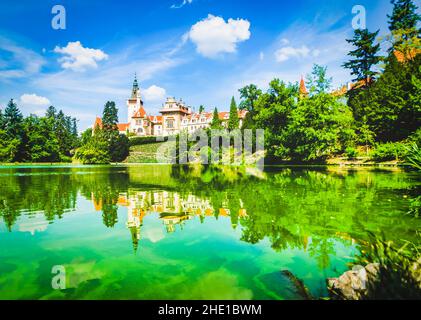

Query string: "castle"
[[94, 76, 247, 136]]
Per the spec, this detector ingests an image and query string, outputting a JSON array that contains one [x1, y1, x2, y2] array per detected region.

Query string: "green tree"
[[283, 94, 355, 162], [210, 107, 223, 129], [228, 97, 239, 130], [23, 115, 60, 162], [239, 84, 262, 129], [45, 105, 57, 119], [306, 64, 332, 95], [349, 52, 421, 142], [253, 79, 297, 158], [2, 99, 24, 161], [198, 105, 205, 113], [75, 125, 110, 164], [4, 99, 24, 138], [102, 101, 129, 162], [343, 29, 382, 86], [388, 0, 420, 41], [102, 101, 119, 133]]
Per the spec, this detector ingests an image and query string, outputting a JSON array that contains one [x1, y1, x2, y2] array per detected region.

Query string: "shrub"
[[129, 136, 167, 146], [345, 147, 358, 159], [371, 142, 407, 162], [405, 142, 421, 171]]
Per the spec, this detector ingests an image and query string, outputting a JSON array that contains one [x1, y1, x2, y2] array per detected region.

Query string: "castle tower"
[[127, 74, 144, 123], [299, 76, 308, 99]]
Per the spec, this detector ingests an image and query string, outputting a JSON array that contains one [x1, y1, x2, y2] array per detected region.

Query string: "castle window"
[[166, 119, 174, 129]]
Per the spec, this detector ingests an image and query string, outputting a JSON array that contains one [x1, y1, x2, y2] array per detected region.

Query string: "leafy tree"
[[228, 97, 239, 130], [110, 133, 130, 162], [102, 101, 129, 162], [253, 79, 297, 158], [306, 64, 332, 95], [45, 105, 57, 119], [81, 128, 93, 145], [343, 29, 382, 86], [76, 101, 128, 164], [357, 119, 376, 156], [282, 93, 355, 162], [75, 126, 110, 164], [2, 99, 24, 161], [0, 108, 4, 129], [102, 101, 119, 133], [4, 99, 24, 138], [349, 52, 421, 142], [210, 107, 222, 129], [388, 0, 420, 41], [198, 105, 205, 113], [239, 84, 262, 129], [23, 115, 60, 162]]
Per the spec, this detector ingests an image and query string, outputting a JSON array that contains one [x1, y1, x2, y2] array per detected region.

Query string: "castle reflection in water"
[[92, 190, 248, 251]]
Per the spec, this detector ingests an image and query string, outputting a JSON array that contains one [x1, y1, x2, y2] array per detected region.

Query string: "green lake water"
[[0, 164, 420, 300]]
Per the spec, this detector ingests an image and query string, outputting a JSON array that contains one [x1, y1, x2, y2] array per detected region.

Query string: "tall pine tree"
[[228, 97, 239, 130], [343, 29, 382, 86], [2, 99, 24, 161], [210, 107, 222, 129], [388, 0, 420, 40]]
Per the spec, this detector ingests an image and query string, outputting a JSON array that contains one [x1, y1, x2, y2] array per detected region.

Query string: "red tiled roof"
[[117, 123, 129, 131], [132, 107, 146, 118], [148, 115, 163, 124], [299, 76, 308, 95], [94, 117, 103, 129]]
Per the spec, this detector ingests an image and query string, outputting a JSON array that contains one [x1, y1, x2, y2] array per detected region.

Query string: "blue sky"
[[0, 0, 414, 130]]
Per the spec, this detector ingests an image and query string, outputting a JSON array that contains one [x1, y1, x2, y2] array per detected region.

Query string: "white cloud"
[[275, 45, 312, 62], [20, 93, 51, 106], [142, 85, 167, 102], [54, 41, 108, 71], [259, 52, 264, 61], [171, 0, 193, 9], [186, 14, 251, 58]]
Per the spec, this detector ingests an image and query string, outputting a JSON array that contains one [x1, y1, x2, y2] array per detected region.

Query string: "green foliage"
[[252, 79, 297, 158], [388, 0, 420, 40], [129, 135, 164, 146], [345, 147, 359, 159], [75, 127, 110, 164], [355, 234, 421, 300], [76, 101, 129, 164], [210, 107, 223, 129], [348, 52, 420, 142], [198, 105, 205, 113], [343, 29, 382, 84], [404, 142, 421, 170], [228, 97, 239, 130], [238, 84, 262, 112], [371, 142, 407, 162], [283, 93, 355, 162], [238, 67, 356, 163], [0, 100, 77, 163], [408, 196, 420, 218], [306, 64, 332, 95], [110, 133, 130, 162], [23, 116, 60, 162]]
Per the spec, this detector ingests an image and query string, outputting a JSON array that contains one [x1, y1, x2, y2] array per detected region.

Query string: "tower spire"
[[299, 75, 308, 98], [131, 73, 140, 99]]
